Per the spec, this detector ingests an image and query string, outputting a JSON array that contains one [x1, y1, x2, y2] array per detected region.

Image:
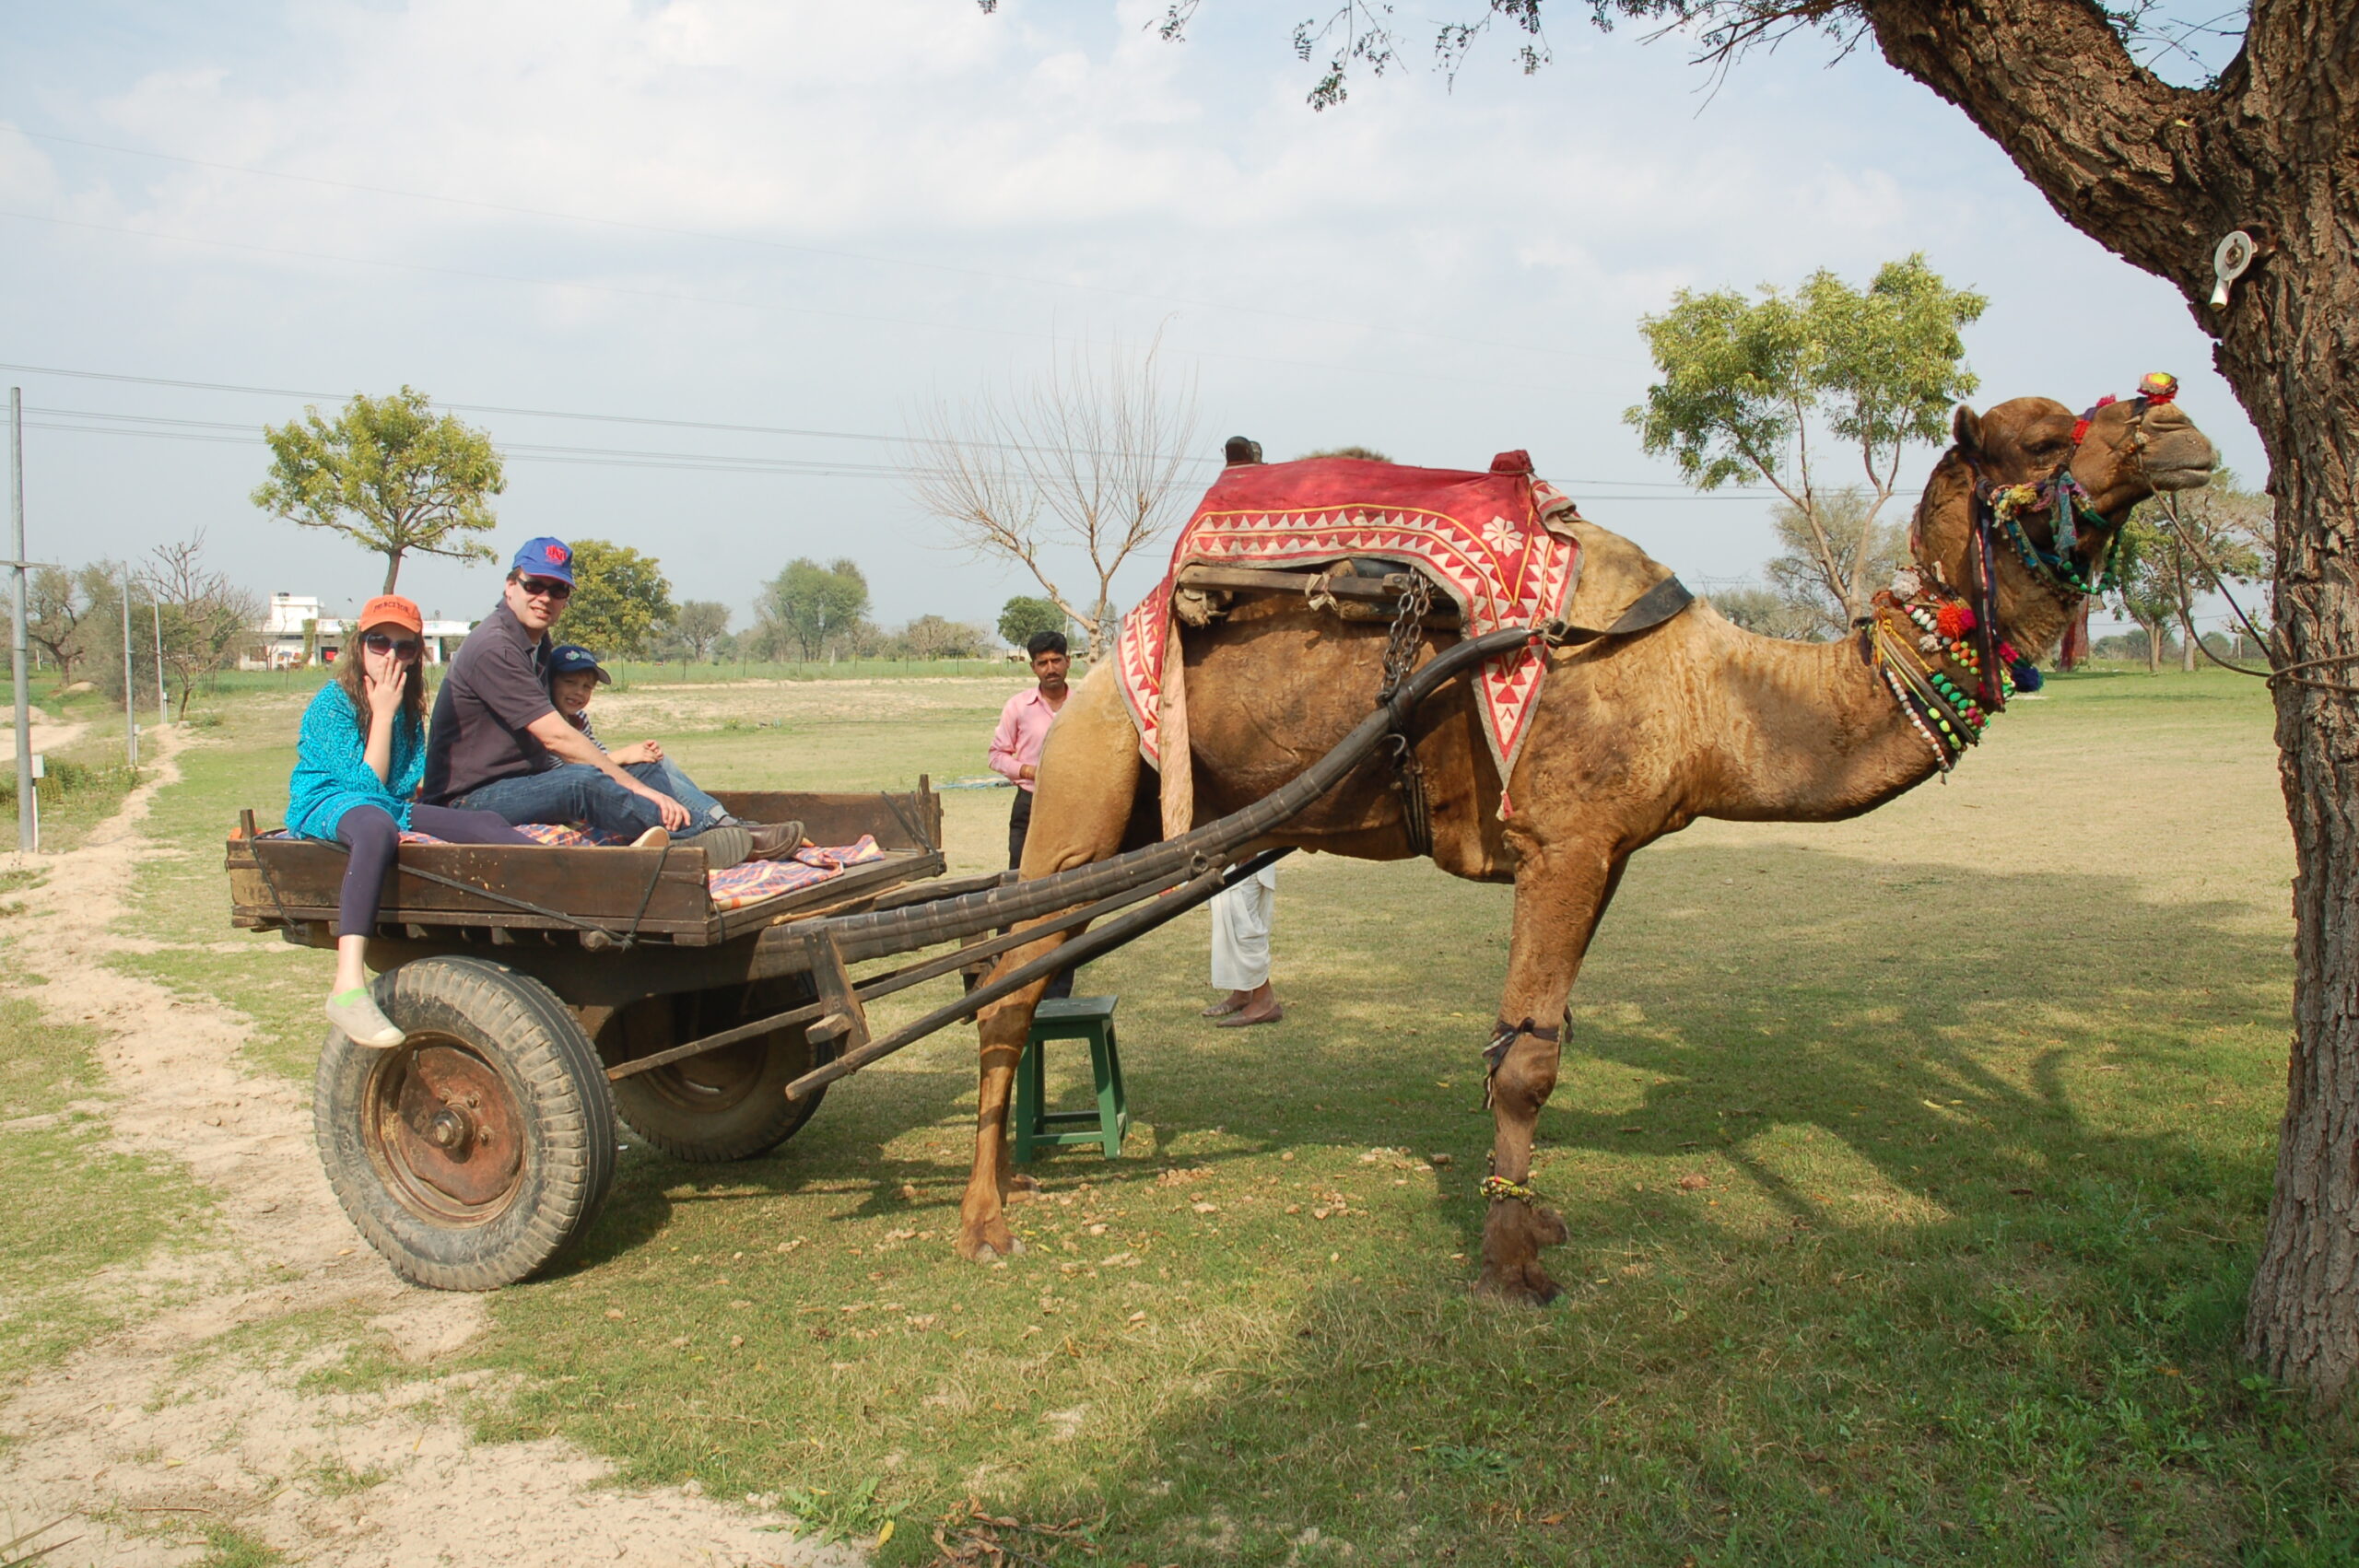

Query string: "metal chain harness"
[[1376, 572, 1436, 857]]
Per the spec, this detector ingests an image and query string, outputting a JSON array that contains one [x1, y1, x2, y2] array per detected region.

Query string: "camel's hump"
[[1565, 518, 1682, 632]]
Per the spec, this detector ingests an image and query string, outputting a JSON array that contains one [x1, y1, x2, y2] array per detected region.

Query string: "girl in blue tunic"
[[288, 595, 531, 1048]]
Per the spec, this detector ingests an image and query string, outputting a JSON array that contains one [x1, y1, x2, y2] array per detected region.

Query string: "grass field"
[[88, 663, 2359, 1563]]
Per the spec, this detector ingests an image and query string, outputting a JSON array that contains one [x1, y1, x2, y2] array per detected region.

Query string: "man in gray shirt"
[[422, 537, 793, 868]]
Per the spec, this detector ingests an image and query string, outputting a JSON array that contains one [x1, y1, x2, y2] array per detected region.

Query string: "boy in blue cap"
[[544, 643, 784, 847], [421, 537, 797, 866]]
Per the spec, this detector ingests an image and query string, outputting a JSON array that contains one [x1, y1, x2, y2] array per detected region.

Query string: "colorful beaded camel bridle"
[[1864, 371, 2179, 771]]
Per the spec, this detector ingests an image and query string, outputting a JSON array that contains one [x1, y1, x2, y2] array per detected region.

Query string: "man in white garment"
[[1203, 862, 1283, 1027]]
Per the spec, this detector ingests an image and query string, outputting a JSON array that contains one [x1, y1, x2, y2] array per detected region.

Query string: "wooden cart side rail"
[[229, 783, 948, 944], [228, 837, 716, 938], [707, 785, 942, 853]]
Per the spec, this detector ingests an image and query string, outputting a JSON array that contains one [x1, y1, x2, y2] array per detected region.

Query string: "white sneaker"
[[326, 989, 405, 1049]]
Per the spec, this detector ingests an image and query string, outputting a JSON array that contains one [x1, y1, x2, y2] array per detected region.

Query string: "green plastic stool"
[[1014, 995, 1128, 1163]]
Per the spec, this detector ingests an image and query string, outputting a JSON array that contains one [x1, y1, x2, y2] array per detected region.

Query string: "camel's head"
[[1920, 377, 2217, 653]]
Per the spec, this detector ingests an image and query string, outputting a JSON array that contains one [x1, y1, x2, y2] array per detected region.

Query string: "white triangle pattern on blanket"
[[1118, 493, 1579, 787]]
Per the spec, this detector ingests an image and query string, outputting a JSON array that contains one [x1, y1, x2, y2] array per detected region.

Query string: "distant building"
[[246, 592, 473, 670]]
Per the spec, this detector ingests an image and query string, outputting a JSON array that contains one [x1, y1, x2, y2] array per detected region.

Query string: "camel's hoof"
[[1008, 1173, 1041, 1201], [1534, 1206, 1570, 1247], [1476, 1267, 1563, 1307], [956, 1226, 1025, 1262]]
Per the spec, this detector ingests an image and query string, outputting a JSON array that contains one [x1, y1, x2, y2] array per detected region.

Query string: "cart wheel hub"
[[370, 1039, 524, 1216]]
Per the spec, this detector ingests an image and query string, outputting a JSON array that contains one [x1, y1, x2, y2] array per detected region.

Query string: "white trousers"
[[1210, 864, 1278, 990]]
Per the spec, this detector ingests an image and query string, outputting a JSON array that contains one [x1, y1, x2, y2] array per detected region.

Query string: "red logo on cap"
[[548, 544, 569, 564]]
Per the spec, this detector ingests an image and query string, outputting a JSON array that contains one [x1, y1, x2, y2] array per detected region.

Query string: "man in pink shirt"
[[990, 629, 1075, 997], [991, 629, 1073, 866]]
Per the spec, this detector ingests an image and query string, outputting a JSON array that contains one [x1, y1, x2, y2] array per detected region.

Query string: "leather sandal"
[[1201, 995, 1248, 1017], [1216, 1001, 1285, 1029]]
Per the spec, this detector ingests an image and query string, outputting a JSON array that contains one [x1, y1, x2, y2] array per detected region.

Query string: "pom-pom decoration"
[[2071, 393, 2118, 447], [2010, 659, 2043, 693], [1935, 603, 1975, 638], [2139, 371, 2179, 404]]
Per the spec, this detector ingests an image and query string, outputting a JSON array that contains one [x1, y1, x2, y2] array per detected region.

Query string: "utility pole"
[[122, 565, 137, 766], [8, 388, 30, 852], [152, 601, 167, 724]]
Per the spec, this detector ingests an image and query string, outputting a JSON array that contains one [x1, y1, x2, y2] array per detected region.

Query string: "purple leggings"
[[334, 803, 534, 938]]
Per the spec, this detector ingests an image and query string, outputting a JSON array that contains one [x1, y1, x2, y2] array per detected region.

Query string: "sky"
[[0, 0, 2261, 641]]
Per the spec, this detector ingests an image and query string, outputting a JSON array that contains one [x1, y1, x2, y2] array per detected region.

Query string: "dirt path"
[[0, 709, 89, 755], [0, 728, 862, 1568]]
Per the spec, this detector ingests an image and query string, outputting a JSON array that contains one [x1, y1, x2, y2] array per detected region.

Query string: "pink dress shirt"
[[989, 686, 1064, 792]]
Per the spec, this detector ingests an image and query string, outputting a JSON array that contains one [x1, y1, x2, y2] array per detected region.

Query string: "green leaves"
[[758, 558, 873, 661], [1626, 253, 1984, 491], [997, 595, 1069, 650], [2113, 472, 2273, 668], [250, 387, 505, 593], [561, 540, 677, 661]]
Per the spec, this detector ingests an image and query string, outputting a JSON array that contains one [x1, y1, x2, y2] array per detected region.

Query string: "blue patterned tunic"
[[286, 683, 427, 840]]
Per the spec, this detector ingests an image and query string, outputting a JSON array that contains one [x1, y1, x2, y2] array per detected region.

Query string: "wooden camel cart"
[[226, 625, 1534, 1290]]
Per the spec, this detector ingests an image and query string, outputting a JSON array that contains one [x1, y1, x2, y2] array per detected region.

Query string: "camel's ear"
[[1952, 404, 1982, 454]]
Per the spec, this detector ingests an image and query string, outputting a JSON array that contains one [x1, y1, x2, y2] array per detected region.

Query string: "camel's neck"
[[1686, 615, 1944, 824]]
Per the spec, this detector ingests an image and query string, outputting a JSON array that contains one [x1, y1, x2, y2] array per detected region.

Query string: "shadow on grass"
[[496, 839, 2351, 1565], [1015, 844, 2335, 1564]]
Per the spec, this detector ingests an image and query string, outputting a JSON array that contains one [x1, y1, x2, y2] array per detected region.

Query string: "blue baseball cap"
[[511, 536, 575, 584], [546, 644, 611, 684]]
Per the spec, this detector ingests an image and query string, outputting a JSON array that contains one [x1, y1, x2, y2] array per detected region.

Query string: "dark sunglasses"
[[518, 576, 573, 601], [363, 632, 421, 661]]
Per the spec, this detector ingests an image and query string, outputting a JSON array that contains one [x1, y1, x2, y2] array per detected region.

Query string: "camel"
[[957, 388, 2218, 1304]]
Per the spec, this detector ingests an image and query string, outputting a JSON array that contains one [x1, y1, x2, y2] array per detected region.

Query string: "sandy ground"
[[0, 708, 89, 756], [0, 727, 863, 1568]]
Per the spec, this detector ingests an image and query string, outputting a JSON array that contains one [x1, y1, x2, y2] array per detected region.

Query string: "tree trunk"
[[381, 552, 403, 595], [2233, 200, 2359, 1409], [2142, 620, 2161, 674], [2182, 631, 2199, 673], [1860, 0, 2359, 1403]]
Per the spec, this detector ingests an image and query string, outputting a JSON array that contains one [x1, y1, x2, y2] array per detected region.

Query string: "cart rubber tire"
[[607, 998, 828, 1164], [315, 956, 616, 1291]]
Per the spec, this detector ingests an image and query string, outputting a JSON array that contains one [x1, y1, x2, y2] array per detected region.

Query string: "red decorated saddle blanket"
[[1115, 453, 1583, 784]]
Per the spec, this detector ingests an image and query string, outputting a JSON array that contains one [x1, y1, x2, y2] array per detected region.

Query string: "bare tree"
[[27, 565, 91, 685], [907, 335, 1201, 660], [141, 532, 261, 719]]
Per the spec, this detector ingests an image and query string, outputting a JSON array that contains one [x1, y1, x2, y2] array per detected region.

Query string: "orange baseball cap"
[[358, 594, 423, 635]]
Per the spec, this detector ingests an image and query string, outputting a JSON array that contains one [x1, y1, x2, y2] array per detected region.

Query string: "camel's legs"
[[1478, 839, 1625, 1305], [957, 666, 1141, 1262]]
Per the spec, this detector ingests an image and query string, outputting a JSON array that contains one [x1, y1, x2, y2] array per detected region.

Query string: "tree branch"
[[1860, 0, 2217, 293]]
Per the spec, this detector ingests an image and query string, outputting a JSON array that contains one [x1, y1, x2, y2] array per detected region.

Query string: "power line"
[[9, 125, 1634, 369], [0, 208, 1570, 395], [20, 410, 1852, 497], [3, 366, 1828, 493], [5, 368, 1226, 470]]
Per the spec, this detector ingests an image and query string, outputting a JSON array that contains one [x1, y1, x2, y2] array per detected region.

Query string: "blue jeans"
[[640, 758, 731, 830], [456, 762, 734, 840]]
